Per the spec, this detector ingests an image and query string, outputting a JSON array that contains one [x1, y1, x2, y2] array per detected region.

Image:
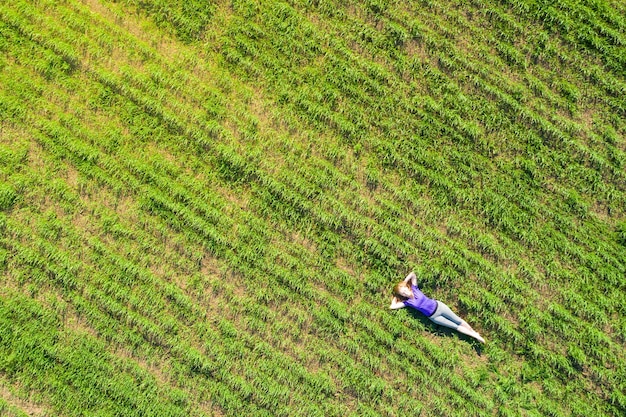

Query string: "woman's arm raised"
[[389, 296, 406, 310], [404, 272, 417, 286]]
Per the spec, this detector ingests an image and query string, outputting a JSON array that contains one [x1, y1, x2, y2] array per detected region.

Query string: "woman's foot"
[[458, 323, 485, 343]]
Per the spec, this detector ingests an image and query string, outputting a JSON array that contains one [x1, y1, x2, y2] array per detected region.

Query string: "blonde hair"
[[393, 281, 410, 300]]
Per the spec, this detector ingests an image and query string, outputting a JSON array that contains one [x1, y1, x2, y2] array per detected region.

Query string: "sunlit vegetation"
[[1, 0, 625, 415]]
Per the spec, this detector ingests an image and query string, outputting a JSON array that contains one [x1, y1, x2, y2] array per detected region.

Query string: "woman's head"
[[393, 281, 413, 300]]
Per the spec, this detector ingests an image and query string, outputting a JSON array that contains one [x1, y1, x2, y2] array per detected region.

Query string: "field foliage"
[[1, 0, 625, 416]]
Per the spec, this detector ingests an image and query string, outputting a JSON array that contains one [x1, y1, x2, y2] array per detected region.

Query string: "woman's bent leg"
[[429, 301, 485, 343], [429, 301, 463, 330]]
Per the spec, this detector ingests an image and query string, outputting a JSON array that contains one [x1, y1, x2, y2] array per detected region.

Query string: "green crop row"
[[2, 0, 626, 415], [0, 398, 29, 417], [4, 0, 620, 332], [0, 291, 190, 416], [0, 75, 427, 417]]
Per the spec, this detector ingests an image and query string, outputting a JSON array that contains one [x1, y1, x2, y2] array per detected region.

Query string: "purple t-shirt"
[[403, 284, 438, 317]]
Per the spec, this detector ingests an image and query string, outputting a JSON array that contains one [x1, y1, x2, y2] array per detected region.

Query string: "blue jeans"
[[428, 301, 463, 330]]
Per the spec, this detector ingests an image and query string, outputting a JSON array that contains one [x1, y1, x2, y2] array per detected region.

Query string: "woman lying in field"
[[390, 272, 485, 343]]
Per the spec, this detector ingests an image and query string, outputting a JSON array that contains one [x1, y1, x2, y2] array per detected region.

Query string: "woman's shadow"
[[405, 308, 484, 355]]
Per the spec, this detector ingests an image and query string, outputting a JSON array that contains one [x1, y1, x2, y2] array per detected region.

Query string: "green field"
[[1, 0, 625, 415]]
